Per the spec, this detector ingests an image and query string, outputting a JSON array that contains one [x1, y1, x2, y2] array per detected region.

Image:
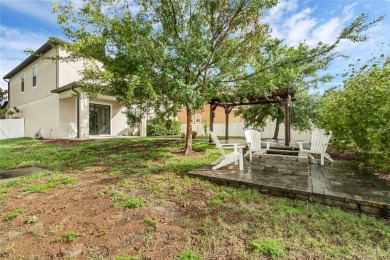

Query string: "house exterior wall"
[[59, 97, 77, 138], [58, 48, 84, 87], [177, 104, 242, 125], [6, 42, 129, 139], [17, 95, 60, 139], [182, 122, 312, 141], [9, 48, 58, 108]]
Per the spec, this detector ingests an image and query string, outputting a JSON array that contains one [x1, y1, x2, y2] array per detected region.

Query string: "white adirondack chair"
[[297, 129, 333, 166], [244, 129, 271, 161], [209, 131, 244, 170]]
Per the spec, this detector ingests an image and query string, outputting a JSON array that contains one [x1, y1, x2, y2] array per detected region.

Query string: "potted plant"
[[192, 131, 197, 139]]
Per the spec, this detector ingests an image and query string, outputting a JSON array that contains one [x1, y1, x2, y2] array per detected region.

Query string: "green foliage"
[[316, 56, 390, 171], [202, 121, 209, 136], [2, 209, 25, 221], [178, 250, 201, 260], [249, 239, 285, 258], [59, 231, 82, 243], [147, 118, 181, 136], [52, 0, 380, 153], [143, 217, 158, 231], [0, 88, 7, 119]]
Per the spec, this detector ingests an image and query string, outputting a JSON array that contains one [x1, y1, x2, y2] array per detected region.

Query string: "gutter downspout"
[[56, 47, 59, 88], [71, 85, 80, 139]]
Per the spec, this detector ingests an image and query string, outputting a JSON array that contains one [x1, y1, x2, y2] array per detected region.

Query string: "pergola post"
[[209, 103, 217, 143], [283, 92, 291, 146], [224, 105, 235, 140]]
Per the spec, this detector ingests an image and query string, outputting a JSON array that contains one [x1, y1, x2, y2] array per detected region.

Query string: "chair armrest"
[[220, 143, 240, 147], [297, 141, 309, 150]]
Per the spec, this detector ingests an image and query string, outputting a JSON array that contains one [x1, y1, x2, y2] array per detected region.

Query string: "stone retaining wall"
[[252, 151, 309, 176]]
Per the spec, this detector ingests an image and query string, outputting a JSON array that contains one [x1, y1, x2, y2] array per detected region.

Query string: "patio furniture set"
[[210, 129, 333, 172]]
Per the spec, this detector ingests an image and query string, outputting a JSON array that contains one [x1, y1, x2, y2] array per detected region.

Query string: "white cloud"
[[285, 8, 317, 45], [0, 0, 57, 24], [267, 0, 298, 22], [0, 25, 56, 89]]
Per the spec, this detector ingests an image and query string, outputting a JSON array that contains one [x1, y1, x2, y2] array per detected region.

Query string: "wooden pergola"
[[208, 88, 295, 146]]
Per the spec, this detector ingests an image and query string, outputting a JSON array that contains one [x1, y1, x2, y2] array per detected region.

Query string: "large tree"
[[53, 0, 382, 154], [316, 55, 390, 171]]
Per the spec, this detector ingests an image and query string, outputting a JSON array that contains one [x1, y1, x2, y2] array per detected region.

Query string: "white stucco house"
[[2, 38, 137, 139]]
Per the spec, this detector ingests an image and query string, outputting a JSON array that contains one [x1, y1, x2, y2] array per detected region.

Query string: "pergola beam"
[[208, 88, 295, 146]]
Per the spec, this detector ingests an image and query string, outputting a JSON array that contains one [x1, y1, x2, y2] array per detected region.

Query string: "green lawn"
[[0, 138, 389, 259]]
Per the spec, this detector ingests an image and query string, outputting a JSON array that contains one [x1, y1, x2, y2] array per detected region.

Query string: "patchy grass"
[[23, 175, 77, 193], [0, 138, 389, 259], [249, 239, 285, 258], [110, 191, 144, 209], [143, 217, 158, 232], [2, 209, 25, 221], [178, 250, 201, 260], [59, 231, 82, 243]]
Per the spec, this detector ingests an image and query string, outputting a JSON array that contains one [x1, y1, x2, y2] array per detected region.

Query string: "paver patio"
[[188, 156, 390, 218]]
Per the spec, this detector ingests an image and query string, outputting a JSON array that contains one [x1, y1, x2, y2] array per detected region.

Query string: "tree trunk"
[[273, 120, 280, 140], [184, 106, 193, 155], [273, 108, 282, 139]]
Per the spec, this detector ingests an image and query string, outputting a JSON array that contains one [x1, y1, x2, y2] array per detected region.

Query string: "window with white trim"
[[32, 66, 37, 87], [195, 115, 201, 123], [21, 74, 25, 92]]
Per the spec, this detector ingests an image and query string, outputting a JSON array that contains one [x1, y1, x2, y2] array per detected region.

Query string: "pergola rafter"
[[208, 88, 295, 146]]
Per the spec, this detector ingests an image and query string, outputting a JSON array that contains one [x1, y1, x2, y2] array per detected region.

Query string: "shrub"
[[316, 58, 390, 172], [147, 118, 181, 136]]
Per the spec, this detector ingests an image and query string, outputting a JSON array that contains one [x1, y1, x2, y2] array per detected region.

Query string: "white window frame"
[[32, 65, 37, 87], [195, 114, 201, 123], [21, 73, 25, 93]]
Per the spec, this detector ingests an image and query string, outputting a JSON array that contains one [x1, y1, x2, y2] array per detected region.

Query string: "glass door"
[[89, 104, 110, 135]]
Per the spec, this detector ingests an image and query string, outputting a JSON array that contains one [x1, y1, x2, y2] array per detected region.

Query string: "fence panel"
[[0, 119, 25, 139]]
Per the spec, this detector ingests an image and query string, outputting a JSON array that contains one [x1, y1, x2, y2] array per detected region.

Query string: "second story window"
[[21, 74, 25, 92], [32, 66, 37, 87]]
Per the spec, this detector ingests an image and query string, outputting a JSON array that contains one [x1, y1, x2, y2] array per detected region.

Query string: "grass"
[[249, 239, 285, 258], [2, 209, 25, 221], [143, 217, 158, 231], [59, 231, 82, 243], [0, 138, 389, 259], [23, 175, 77, 193]]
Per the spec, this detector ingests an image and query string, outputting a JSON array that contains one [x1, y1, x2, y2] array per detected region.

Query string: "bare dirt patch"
[[0, 173, 200, 259]]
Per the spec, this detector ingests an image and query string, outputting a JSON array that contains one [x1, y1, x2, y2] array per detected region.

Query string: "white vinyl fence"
[[0, 119, 24, 139], [182, 121, 312, 142]]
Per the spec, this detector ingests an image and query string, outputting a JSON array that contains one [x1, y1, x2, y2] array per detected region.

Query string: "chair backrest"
[[245, 129, 262, 150], [209, 131, 226, 157], [311, 129, 332, 152]]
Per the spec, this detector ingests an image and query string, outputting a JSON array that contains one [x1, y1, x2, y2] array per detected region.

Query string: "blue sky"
[[1, 0, 389, 91]]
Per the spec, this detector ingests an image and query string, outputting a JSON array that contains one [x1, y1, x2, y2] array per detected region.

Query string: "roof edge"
[[51, 81, 79, 94], [3, 37, 68, 80]]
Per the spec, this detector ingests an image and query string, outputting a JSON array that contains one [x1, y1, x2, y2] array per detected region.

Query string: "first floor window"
[[32, 66, 37, 87], [192, 115, 201, 123], [21, 74, 25, 92]]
